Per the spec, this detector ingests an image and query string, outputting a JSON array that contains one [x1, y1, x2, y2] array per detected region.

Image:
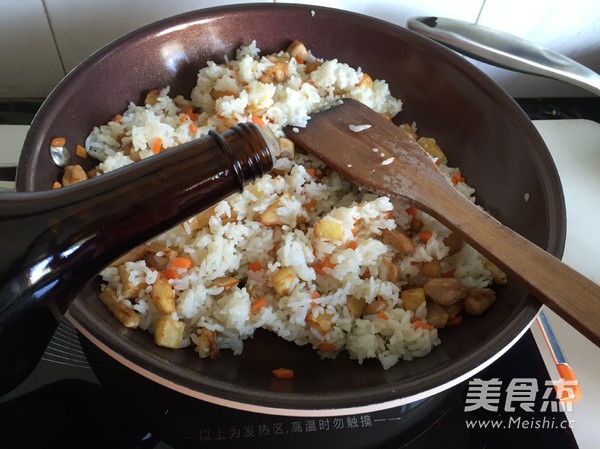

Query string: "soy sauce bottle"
[[0, 123, 276, 394]]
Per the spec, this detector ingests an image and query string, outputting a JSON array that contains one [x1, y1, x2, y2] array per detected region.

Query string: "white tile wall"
[[0, 0, 598, 98], [0, 0, 64, 98]]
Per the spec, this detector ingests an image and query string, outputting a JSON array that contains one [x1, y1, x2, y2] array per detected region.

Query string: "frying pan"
[[12, 4, 565, 416]]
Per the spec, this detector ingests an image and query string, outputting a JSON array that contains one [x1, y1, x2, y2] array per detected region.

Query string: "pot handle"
[[407, 16, 600, 96]]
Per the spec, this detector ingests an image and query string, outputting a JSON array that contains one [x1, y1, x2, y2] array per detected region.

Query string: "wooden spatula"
[[284, 99, 600, 347]]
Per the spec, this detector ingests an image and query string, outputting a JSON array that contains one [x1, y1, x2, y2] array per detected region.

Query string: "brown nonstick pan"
[[13, 4, 565, 415]]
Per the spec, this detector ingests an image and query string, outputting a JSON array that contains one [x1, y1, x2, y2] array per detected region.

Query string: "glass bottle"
[[0, 123, 276, 394]]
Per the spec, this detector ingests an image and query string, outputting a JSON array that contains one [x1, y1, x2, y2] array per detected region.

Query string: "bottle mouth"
[[255, 125, 279, 167]]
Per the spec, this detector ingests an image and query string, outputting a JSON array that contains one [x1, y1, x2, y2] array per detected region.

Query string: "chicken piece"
[[442, 300, 464, 319], [426, 302, 449, 329], [364, 296, 387, 315], [381, 229, 415, 255], [304, 60, 322, 74], [286, 40, 309, 61], [276, 137, 295, 159], [347, 296, 366, 318], [464, 288, 496, 315], [209, 277, 240, 292], [154, 318, 185, 349], [423, 277, 468, 306], [259, 199, 286, 227], [195, 328, 220, 359], [99, 287, 140, 329], [381, 257, 399, 282], [443, 233, 464, 256], [305, 311, 333, 335], [400, 287, 426, 312], [62, 165, 88, 186], [314, 219, 344, 241], [144, 89, 160, 105], [259, 57, 291, 84], [151, 273, 175, 314]]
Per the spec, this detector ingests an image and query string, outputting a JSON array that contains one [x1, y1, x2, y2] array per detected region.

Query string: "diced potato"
[[464, 288, 496, 315], [151, 273, 175, 314], [423, 277, 467, 306], [418, 137, 446, 165], [356, 73, 373, 89], [99, 287, 140, 329], [400, 287, 426, 312], [426, 302, 449, 329], [347, 296, 366, 318], [210, 88, 236, 100], [305, 312, 333, 335], [381, 229, 415, 255], [62, 165, 88, 186], [272, 267, 296, 296], [259, 61, 290, 84], [209, 277, 240, 292], [195, 328, 219, 359], [314, 219, 344, 241], [484, 259, 508, 285], [422, 259, 441, 278], [118, 264, 145, 299], [154, 318, 185, 348], [286, 40, 309, 61]]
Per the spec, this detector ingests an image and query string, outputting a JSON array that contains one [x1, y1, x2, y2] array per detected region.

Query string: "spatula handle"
[[432, 187, 600, 347]]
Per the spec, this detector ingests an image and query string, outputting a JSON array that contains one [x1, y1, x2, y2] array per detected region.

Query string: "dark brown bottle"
[[0, 123, 275, 394]]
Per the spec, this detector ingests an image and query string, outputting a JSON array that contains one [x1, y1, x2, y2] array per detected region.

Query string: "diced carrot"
[[306, 168, 316, 177], [189, 123, 198, 134], [51, 137, 65, 147], [413, 320, 434, 331], [179, 114, 188, 123], [318, 342, 336, 352], [419, 231, 433, 244], [251, 297, 268, 314], [347, 241, 358, 250], [443, 270, 456, 278], [75, 144, 87, 159], [272, 368, 294, 379], [406, 206, 418, 218], [251, 115, 265, 127], [51, 181, 62, 189], [162, 268, 180, 280], [152, 137, 163, 155], [446, 315, 463, 326], [248, 260, 262, 272], [383, 211, 394, 220], [377, 311, 388, 321], [310, 291, 321, 300], [171, 257, 192, 270], [314, 258, 336, 275], [184, 107, 198, 121], [111, 114, 122, 123], [303, 199, 318, 210], [451, 171, 464, 185], [216, 114, 224, 119], [294, 55, 303, 64]]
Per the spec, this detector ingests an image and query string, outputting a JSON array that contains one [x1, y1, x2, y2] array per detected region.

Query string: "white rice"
[[88, 41, 494, 369]]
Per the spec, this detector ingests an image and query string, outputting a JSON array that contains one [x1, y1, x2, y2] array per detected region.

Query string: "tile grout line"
[[475, 0, 487, 24], [41, 0, 67, 76]]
